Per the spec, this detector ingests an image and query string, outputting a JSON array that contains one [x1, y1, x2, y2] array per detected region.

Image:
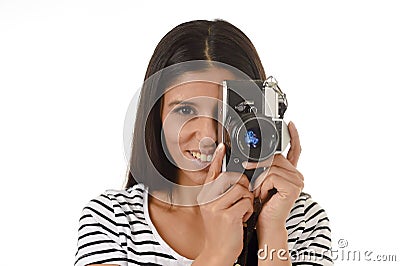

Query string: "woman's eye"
[[175, 105, 196, 115]]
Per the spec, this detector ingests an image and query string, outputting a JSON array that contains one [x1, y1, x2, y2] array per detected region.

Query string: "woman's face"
[[160, 68, 236, 186]]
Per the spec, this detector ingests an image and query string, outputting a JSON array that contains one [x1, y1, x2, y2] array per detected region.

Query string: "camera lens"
[[235, 114, 279, 162]]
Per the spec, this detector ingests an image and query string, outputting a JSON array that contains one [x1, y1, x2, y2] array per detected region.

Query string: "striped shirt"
[[75, 183, 333, 266]]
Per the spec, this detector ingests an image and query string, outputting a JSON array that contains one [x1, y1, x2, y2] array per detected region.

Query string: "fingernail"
[[209, 170, 215, 179], [212, 143, 223, 161], [242, 161, 248, 168], [248, 182, 253, 191], [217, 143, 224, 153]]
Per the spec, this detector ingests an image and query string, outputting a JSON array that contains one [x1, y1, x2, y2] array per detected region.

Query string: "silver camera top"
[[263, 76, 288, 119]]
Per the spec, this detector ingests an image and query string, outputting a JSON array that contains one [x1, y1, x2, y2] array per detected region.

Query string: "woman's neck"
[[150, 188, 202, 215]]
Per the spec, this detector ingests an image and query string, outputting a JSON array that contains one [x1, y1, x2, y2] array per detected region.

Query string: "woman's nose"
[[194, 116, 217, 141]]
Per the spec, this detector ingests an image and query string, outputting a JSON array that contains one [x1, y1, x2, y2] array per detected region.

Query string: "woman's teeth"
[[189, 151, 213, 162]]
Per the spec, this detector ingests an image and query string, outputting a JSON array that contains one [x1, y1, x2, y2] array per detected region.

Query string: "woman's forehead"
[[163, 68, 236, 100], [163, 81, 221, 101], [170, 67, 237, 85]]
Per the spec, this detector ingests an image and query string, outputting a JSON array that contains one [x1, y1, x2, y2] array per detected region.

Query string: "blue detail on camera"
[[245, 130, 259, 148]]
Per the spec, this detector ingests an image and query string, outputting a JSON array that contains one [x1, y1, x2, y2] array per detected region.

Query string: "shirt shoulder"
[[75, 184, 156, 266], [286, 192, 333, 265], [83, 183, 147, 226], [286, 192, 331, 238]]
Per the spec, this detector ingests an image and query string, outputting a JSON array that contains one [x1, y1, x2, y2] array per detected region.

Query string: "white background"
[[1, 0, 399, 265]]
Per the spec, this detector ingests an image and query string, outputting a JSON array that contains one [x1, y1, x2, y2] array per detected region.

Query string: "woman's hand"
[[243, 122, 304, 234], [195, 143, 254, 265]]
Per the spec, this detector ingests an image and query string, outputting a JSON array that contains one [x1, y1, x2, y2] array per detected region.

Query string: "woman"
[[75, 19, 333, 266]]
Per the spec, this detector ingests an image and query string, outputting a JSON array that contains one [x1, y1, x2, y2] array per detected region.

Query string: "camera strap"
[[235, 188, 277, 265], [234, 168, 260, 266]]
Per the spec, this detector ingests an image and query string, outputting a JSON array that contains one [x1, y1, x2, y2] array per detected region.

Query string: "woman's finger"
[[199, 172, 249, 205], [267, 166, 304, 188], [204, 143, 225, 184], [259, 173, 303, 202], [244, 154, 297, 173], [227, 196, 254, 222], [271, 155, 304, 180], [216, 184, 254, 210], [251, 167, 303, 195], [242, 156, 273, 170], [287, 121, 301, 167]]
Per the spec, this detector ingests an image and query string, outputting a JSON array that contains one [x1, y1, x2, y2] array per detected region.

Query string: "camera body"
[[218, 78, 290, 175]]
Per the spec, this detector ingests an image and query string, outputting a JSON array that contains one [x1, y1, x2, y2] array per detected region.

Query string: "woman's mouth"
[[187, 150, 213, 162]]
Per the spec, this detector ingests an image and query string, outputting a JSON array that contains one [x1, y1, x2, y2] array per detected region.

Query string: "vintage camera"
[[218, 77, 290, 177]]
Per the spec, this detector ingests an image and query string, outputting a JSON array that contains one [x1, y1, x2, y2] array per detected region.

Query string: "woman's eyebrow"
[[168, 100, 198, 107]]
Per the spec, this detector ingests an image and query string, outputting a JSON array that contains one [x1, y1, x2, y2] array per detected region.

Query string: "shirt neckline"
[[142, 186, 194, 264]]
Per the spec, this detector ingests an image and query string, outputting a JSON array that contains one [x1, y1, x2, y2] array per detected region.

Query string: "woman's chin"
[[176, 169, 209, 186]]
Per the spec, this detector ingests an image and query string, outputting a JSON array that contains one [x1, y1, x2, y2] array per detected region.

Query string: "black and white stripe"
[[75, 184, 333, 266], [286, 193, 333, 265]]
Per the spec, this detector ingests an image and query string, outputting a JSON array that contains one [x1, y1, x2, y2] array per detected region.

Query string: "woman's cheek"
[[162, 121, 188, 164]]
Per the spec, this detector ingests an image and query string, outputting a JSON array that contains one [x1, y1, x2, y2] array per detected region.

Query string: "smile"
[[188, 150, 213, 162]]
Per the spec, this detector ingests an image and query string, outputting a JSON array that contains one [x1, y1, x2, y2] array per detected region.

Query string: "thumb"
[[204, 143, 225, 184]]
